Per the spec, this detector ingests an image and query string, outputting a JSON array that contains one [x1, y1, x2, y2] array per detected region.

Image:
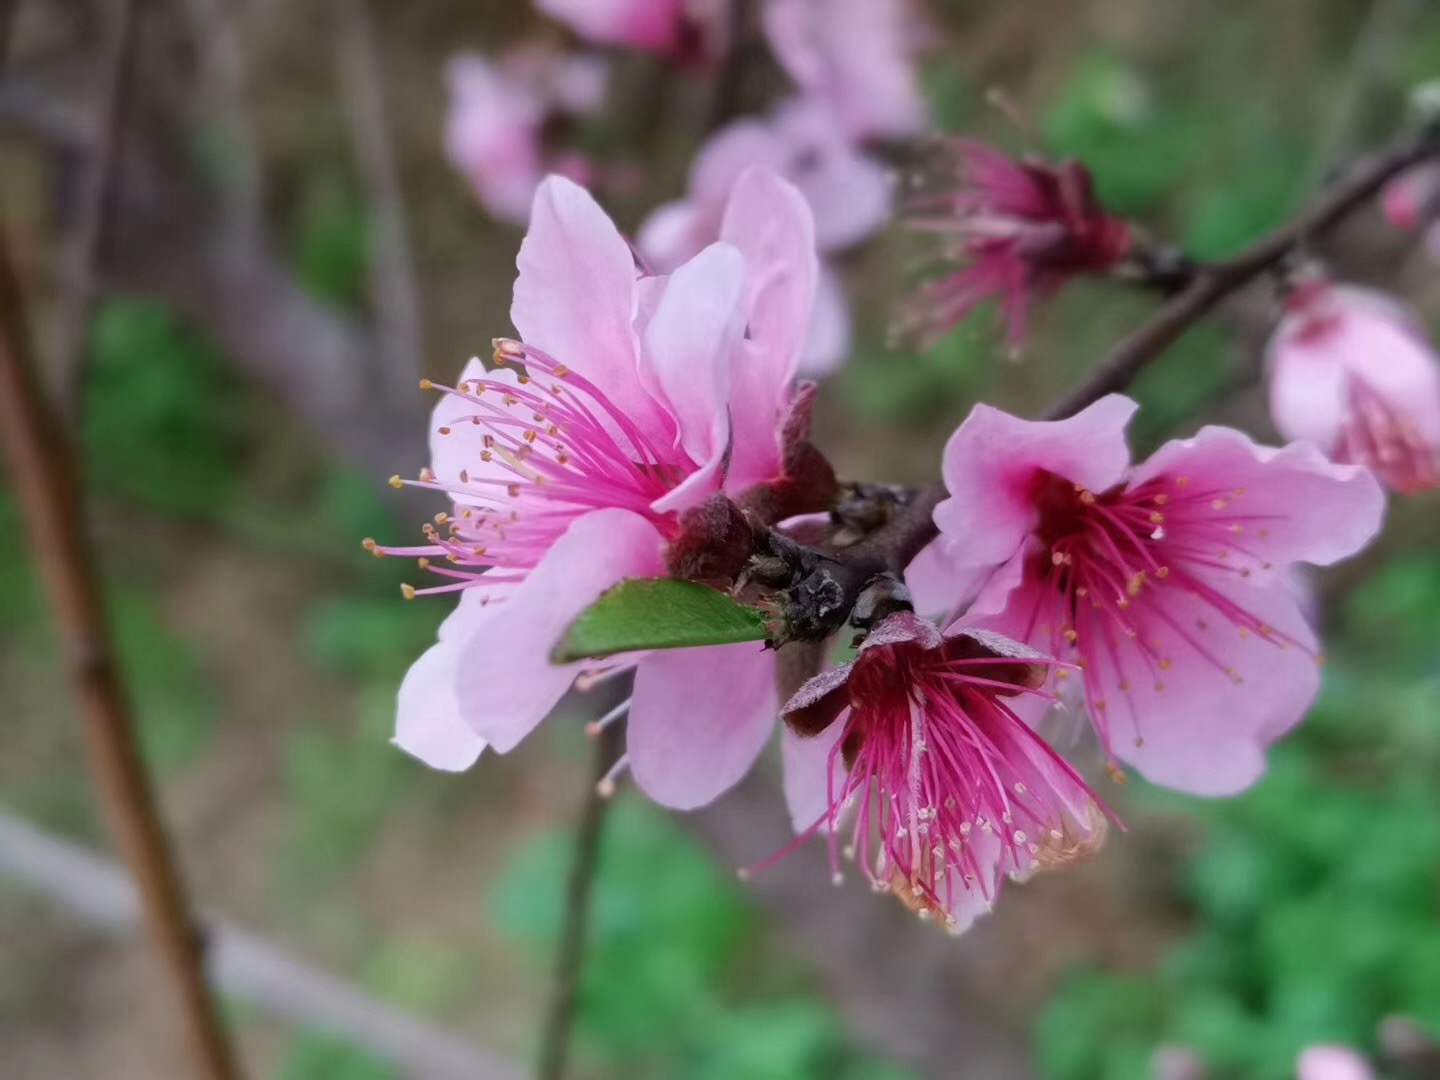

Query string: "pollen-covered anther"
[[388, 474, 404, 489], [400, 583, 417, 600], [417, 378, 434, 390]]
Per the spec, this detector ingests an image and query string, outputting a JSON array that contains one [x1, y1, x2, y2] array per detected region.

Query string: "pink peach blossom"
[[638, 98, 890, 372], [779, 613, 1107, 932], [443, 52, 606, 224], [1296, 1046, 1375, 1080], [1267, 280, 1440, 494], [762, 0, 928, 140], [536, 0, 727, 64], [908, 141, 1132, 349], [380, 169, 820, 809], [1381, 163, 1440, 230], [933, 396, 1385, 796]]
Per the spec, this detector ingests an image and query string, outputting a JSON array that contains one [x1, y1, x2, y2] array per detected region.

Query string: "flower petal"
[[454, 509, 666, 752], [719, 167, 819, 489], [395, 635, 486, 771], [781, 721, 846, 832], [797, 264, 851, 377], [935, 396, 1138, 569], [1131, 425, 1386, 572], [512, 176, 673, 440], [627, 642, 779, 810], [1098, 575, 1321, 795]]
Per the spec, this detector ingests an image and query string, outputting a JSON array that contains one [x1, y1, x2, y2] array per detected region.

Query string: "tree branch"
[[1045, 127, 1440, 421], [536, 721, 625, 1080], [0, 224, 241, 1078]]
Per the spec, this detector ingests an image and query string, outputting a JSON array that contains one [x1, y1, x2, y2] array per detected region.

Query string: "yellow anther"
[[418, 378, 434, 390], [388, 475, 404, 489], [400, 583, 417, 600]]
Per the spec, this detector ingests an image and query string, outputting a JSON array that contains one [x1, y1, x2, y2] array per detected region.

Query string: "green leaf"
[[552, 578, 768, 663]]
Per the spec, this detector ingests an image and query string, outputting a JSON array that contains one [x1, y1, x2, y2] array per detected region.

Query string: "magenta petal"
[[1132, 425, 1386, 572], [512, 177, 673, 442], [394, 637, 486, 771], [628, 642, 779, 810], [935, 396, 1138, 570], [454, 509, 666, 752], [1103, 576, 1321, 795]]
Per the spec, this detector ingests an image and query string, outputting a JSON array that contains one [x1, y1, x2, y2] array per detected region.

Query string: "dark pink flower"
[[762, 0, 929, 140], [933, 396, 1385, 795], [536, 0, 728, 65], [1267, 280, 1440, 494], [779, 613, 1108, 932], [1382, 163, 1440, 229], [909, 142, 1132, 348], [380, 169, 822, 809]]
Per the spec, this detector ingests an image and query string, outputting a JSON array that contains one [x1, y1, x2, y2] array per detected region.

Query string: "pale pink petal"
[[904, 537, 988, 619], [443, 56, 546, 226], [1097, 575, 1320, 796], [771, 98, 893, 251], [691, 121, 789, 204], [797, 263, 851, 376], [763, 0, 928, 140], [935, 396, 1139, 569], [1266, 333, 1348, 449], [454, 509, 666, 752], [394, 636, 485, 771], [636, 200, 709, 274], [512, 177, 674, 442], [628, 642, 779, 810], [639, 241, 745, 465], [1131, 426, 1386, 573], [719, 167, 819, 489], [1297, 1046, 1375, 1080], [781, 722, 847, 832]]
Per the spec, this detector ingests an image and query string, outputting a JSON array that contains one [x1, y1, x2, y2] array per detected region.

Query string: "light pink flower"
[[1296, 1046, 1375, 1080], [762, 0, 928, 140], [908, 142, 1132, 349], [1267, 280, 1440, 494], [638, 98, 891, 372], [933, 396, 1385, 796], [536, 0, 728, 64], [443, 52, 606, 225], [778, 613, 1107, 932], [380, 169, 821, 809]]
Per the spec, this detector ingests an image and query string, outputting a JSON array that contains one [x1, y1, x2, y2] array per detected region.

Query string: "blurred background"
[[1, 2, 1438, 1078]]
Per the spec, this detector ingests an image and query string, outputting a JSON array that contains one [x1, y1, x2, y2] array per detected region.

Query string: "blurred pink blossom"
[[762, 0, 929, 140], [779, 613, 1107, 932], [443, 51, 606, 224], [639, 98, 892, 372], [931, 395, 1385, 795], [1382, 163, 1440, 229], [1296, 1046, 1375, 1080], [908, 141, 1132, 349], [536, 0, 728, 64], [1267, 280, 1440, 494], [383, 169, 822, 809]]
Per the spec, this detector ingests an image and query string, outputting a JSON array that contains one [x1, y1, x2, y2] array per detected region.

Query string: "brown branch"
[[53, 0, 138, 420], [535, 720, 624, 1080], [0, 232, 241, 1075], [1044, 128, 1440, 421]]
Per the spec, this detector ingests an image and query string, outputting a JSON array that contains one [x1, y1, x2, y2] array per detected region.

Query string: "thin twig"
[[332, 0, 424, 399], [536, 720, 625, 1080], [53, 0, 137, 421], [0, 230, 241, 1078], [1045, 129, 1440, 421]]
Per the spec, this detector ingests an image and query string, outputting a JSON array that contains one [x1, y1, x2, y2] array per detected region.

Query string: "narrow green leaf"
[[552, 578, 768, 663]]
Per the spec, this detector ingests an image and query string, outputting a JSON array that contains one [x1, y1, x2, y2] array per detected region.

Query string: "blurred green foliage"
[[1036, 552, 1440, 1080], [82, 300, 249, 515], [278, 1031, 396, 1080], [492, 799, 914, 1079], [291, 176, 369, 308]]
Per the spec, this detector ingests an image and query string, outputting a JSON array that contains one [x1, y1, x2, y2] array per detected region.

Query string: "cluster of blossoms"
[[443, 0, 928, 371], [373, 154, 1410, 932]]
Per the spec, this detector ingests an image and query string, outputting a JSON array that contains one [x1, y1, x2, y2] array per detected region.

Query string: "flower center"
[[368, 339, 691, 598]]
